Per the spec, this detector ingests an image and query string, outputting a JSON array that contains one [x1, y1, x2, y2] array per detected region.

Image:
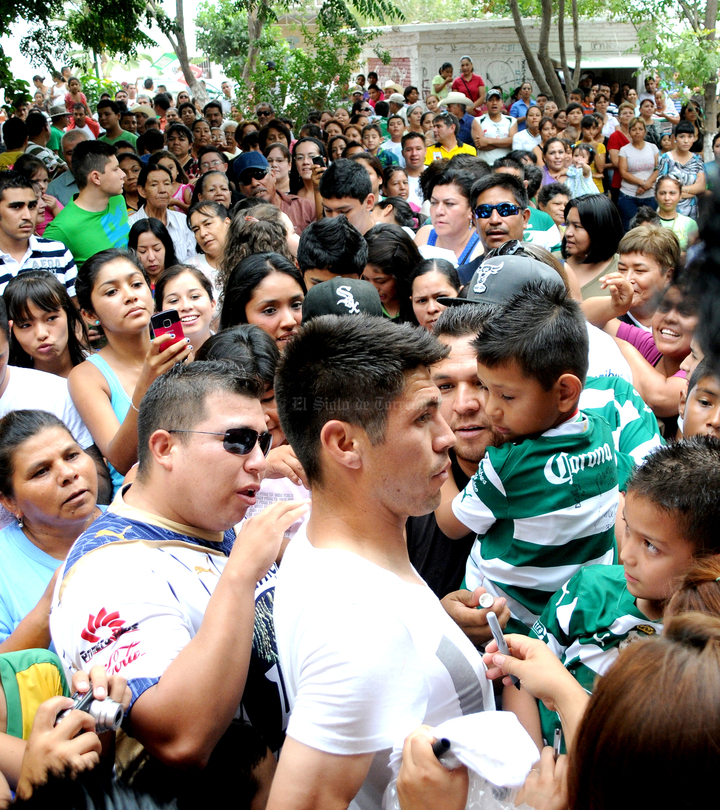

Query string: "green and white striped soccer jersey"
[[454, 412, 618, 635], [531, 564, 662, 747], [579, 376, 664, 490]]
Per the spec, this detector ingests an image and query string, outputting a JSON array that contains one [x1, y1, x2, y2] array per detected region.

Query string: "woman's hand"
[[515, 747, 568, 810], [599, 272, 634, 317], [135, 334, 193, 403], [396, 726, 469, 810]]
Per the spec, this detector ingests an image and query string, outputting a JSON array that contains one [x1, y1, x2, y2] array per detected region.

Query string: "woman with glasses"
[[414, 168, 483, 266], [265, 143, 292, 192]]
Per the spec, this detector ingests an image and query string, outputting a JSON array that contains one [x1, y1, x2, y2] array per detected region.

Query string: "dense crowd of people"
[[0, 62, 718, 809]]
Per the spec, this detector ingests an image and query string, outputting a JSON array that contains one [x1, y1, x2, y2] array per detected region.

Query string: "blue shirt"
[[509, 98, 536, 131], [0, 522, 60, 642]]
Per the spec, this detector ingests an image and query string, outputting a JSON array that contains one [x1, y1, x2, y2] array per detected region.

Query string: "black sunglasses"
[[473, 203, 522, 219], [240, 168, 268, 183], [168, 428, 273, 457]]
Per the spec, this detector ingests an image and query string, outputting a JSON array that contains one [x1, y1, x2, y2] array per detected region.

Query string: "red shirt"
[[452, 74, 485, 116], [607, 130, 630, 188]]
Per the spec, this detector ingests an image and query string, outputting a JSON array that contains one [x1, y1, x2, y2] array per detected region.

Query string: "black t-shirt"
[[406, 450, 476, 598]]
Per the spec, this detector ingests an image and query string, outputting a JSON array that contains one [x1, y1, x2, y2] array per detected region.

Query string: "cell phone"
[[553, 728, 563, 759], [150, 309, 185, 349], [487, 611, 521, 690], [312, 155, 326, 168]]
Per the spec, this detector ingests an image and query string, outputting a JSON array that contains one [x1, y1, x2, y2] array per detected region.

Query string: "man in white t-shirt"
[[50, 362, 308, 800], [268, 316, 495, 810], [472, 88, 517, 165]]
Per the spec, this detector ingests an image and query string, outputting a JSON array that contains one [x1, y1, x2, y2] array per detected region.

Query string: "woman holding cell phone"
[[68, 249, 192, 494]]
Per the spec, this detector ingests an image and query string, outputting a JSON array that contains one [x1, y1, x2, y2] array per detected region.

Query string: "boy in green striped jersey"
[[528, 436, 720, 751], [437, 280, 618, 635]]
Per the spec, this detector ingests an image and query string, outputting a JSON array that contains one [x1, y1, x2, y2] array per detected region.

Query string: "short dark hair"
[[194, 325, 279, 389], [433, 111, 459, 137], [401, 131, 426, 149], [137, 361, 263, 477], [297, 216, 368, 275], [581, 114, 597, 130], [136, 128, 165, 155], [258, 119, 291, 151], [0, 410, 70, 497], [25, 111, 48, 138], [440, 62, 453, 72], [471, 172, 529, 210], [165, 122, 194, 146], [153, 93, 171, 111], [374, 101, 390, 118], [137, 162, 172, 188], [674, 120, 696, 137], [275, 315, 449, 486], [221, 252, 306, 331], [426, 167, 476, 205], [72, 140, 118, 191], [2, 118, 28, 150], [433, 302, 491, 339], [565, 102, 583, 115], [538, 182, 571, 209], [203, 100, 223, 117], [495, 156, 526, 178], [524, 164, 543, 199], [471, 281, 589, 390], [562, 193, 623, 264], [177, 101, 196, 117], [319, 158, 372, 203], [0, 171, 35, 203], [96, 98, 120, 116], [626, 436, 720, 555]]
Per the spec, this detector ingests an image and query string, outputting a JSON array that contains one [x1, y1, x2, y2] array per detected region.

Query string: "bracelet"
[[130, 401, 140, 413]]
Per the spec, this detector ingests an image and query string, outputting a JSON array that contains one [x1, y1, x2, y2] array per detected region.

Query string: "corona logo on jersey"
[[543, 443, 613, 485]]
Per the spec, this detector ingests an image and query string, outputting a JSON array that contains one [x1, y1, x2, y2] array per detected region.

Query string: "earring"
[[94, 320, 100, 325], [16, 515, 23, 529]]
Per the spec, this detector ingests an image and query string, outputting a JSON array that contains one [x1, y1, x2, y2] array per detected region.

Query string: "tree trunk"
[[557, 0, 571, 103], [537, 0, 567, 104], [704, 0, 718, 161], [508, 0, 554, 98], [570, 0, 582, 89], [147, 0, 208, 106], [171, 0, 207, 105], [242, 7, 265, 84]]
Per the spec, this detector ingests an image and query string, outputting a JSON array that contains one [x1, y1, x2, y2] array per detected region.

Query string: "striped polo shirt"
[[0, 235, 77, 296]]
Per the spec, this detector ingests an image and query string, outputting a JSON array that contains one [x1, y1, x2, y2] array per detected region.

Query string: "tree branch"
[[677, 0, 701, 31], [571, 0, 582, 89], [558, 0, 571, 104], [508, 0, 554, 98], [537, 0, 567, 103]]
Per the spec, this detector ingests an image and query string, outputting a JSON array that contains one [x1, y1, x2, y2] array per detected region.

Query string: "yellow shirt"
[[424, 141, 477, 165]]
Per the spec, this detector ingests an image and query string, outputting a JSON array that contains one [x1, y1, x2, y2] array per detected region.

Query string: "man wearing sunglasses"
[[235, 151, 315, 235], [457, 172, 530, 284], [268, 316, 494, 810], [51, 361, 308, 791]]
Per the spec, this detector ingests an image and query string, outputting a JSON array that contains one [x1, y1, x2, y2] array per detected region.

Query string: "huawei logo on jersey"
[[81, 608, 125, 643]]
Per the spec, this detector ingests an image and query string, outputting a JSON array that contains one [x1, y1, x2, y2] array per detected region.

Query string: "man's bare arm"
[[267, 736, 374, 810]]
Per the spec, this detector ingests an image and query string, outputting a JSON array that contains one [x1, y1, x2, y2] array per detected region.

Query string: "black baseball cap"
[[439, 253, 564, 307], [302, 278, 383, 321]]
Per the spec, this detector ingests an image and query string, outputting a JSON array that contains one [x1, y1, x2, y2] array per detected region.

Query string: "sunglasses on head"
[[241, 168, 268, 182], [168, 428, 273, 457], [473, 203, 522, 219]]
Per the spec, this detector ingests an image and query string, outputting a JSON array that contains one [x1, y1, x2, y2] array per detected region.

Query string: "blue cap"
[[234, 152, 269, 181]]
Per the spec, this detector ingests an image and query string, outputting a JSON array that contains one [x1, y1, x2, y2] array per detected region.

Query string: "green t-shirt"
[[432, 74, 450, 99], [531, 565, 662, 749], [659, 214, 698, 251], [524, 208, 562, 254], [44, 194, 130, 267], [579, 375, 664, 490], [454, 411, 618, 635], [98, 130, 138, 147], [49, 126, 64, 152]]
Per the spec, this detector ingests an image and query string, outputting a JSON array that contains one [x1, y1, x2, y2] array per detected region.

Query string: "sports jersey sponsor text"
[[543, 443, 613, 485]]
